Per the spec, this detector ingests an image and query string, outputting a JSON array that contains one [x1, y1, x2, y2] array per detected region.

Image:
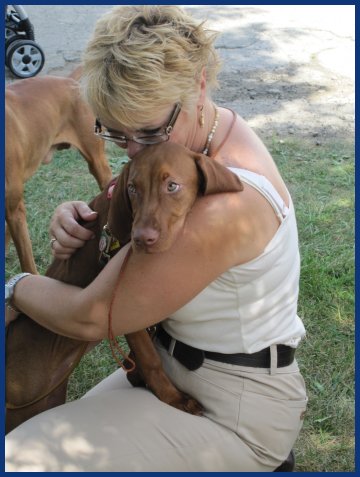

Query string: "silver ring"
[[50, 237, 57, 249]]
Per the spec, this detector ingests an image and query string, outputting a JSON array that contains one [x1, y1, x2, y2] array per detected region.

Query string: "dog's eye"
[[127, 183, 137, 194], [167, 182, 180, 193]]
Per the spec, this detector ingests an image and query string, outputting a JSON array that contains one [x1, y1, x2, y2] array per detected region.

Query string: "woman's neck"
[[184, 98, 218, 155]]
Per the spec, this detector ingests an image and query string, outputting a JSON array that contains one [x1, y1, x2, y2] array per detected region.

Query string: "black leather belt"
[[156, 326, 295, 371]]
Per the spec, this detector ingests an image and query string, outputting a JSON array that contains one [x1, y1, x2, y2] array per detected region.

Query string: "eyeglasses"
[[94, 103, 181, 146]]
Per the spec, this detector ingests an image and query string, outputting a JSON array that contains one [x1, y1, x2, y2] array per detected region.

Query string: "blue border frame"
[[2, 2, 356, 475]]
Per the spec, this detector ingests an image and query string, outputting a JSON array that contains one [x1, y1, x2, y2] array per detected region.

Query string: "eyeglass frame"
[[94, 103, 182, 146]]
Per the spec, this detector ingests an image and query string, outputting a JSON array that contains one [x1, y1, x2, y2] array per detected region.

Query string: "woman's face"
[[97, 103, 188, 159]]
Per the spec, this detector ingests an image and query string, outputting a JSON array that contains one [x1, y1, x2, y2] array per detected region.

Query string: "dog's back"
[[6, 76, 109, 178], [7, 77, 77, 177], [5, 71, 112, 274]]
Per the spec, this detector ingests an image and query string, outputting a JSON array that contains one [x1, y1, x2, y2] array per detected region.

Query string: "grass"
[[5, 138, 354, 472], [268, 137, 354, 472]]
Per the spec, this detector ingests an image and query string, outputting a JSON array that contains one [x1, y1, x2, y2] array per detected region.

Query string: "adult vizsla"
[[6, 142, 243, 433], [5, 68, 112, 274]]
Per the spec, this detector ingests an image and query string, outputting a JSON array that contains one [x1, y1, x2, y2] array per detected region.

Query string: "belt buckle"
[[168, 338, 176, 356]]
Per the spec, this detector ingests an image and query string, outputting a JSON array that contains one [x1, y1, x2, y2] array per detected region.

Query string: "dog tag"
[[99, 225, 113, 265], [99, 226, 112, 254], [99, 224, 121, 266]]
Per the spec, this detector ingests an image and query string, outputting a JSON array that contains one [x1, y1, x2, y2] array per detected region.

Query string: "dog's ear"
[[107, 162, 133, 245], [192, 153, 244, 195]]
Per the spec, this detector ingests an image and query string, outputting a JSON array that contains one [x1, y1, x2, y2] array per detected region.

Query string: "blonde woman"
[[5, 6, 307, 472]]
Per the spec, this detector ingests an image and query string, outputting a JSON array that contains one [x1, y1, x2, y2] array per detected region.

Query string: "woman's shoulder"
[[215, 110, 290, 207], [216, 109, 276, 171], [186, 182, 280, 266]]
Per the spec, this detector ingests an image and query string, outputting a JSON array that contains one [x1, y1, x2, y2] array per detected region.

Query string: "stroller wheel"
[[5, 35, 26, 66], [5, 26, 18, 44], [6, 39, 45, 78]]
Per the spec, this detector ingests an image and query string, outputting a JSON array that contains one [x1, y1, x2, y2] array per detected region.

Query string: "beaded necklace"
[[202, 106, 219, 156]]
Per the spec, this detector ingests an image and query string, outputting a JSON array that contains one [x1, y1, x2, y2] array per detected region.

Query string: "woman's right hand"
[[49, 201, 98, 260]]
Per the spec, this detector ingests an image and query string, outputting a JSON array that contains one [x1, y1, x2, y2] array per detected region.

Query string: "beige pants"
[[5, 341, 307, 472]]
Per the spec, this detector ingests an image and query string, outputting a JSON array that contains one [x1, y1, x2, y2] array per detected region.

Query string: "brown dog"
[[5, 69, 113, 274], [6, 142, 243, 433]]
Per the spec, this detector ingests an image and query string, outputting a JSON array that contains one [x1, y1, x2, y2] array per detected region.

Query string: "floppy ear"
[[193, 153, 244, 195], [107, 162, 133, 245]]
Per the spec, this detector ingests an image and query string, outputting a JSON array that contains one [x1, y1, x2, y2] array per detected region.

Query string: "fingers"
[[49, 237, 78, 260], [73, 201, 99, 223], [49, 201, 98, 259], [50, 240, 86, 260]]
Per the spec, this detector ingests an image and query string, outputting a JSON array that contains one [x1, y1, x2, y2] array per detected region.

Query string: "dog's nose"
[[133, 227, 160, 247]]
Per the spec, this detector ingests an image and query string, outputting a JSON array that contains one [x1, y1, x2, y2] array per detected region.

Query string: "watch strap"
[[5, 272, 31, 312]]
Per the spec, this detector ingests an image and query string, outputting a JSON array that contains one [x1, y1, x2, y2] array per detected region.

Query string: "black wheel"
[[5, 25, 19, 43], [6, 39, 45, 78], [5, 34, 26, 66]]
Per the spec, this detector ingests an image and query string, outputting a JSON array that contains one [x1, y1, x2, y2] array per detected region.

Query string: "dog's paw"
[[172, 393, 204, 416], [125, 367, 146, 387]]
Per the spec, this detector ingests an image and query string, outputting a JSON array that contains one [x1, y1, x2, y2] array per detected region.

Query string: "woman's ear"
[[192, 152, 244, 195], [107, 162, 133, 245]]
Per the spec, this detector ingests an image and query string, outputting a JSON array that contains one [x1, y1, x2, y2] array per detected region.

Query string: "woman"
[[5, 5, 307, 472]]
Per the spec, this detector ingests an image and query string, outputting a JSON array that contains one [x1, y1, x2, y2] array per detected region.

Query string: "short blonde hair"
[[82, 5, 221, 128]]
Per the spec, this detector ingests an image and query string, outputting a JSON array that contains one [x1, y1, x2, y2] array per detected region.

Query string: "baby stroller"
[[5, 5, 45, 78]]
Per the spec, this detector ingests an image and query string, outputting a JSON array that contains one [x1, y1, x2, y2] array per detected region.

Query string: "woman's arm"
[[11, 188, 278, 341], [10, 243, 132, 340]]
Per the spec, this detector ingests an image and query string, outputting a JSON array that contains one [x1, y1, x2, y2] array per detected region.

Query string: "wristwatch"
[[5, 272, 31, 312]]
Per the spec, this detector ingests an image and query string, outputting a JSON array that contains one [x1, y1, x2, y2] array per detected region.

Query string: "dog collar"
[[98, 178, 122, 265], [99, 223, 121, 266]]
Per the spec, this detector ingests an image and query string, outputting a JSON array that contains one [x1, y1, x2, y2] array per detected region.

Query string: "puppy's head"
[[108, 142, 243, 253]]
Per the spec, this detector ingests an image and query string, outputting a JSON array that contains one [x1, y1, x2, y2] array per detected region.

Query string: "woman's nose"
[[125, 141, 147, 158]]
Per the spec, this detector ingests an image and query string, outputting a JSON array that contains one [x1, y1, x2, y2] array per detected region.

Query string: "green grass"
[[268, 138, 354, 472], [5, 138, 354, 471]]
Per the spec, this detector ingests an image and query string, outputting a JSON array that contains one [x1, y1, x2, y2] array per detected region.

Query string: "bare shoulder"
[[216, 109, 290, 206], [185, 185, 280, 266]]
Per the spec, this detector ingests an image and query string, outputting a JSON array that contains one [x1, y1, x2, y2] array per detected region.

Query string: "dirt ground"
[[6, 5, 354, 144], [204, 5, 355, 143]]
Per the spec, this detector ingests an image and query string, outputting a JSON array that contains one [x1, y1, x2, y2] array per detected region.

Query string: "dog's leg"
[[6, 379, 69, 435], [126, 330, 203, 415], [5, 194, 37, 274], [69, 99, 112, 190], [81, 139, 113, 191], [5, 315, 89, 434]]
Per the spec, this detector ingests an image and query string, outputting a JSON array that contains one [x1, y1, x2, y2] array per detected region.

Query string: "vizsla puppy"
[[5, 67, 112, 274], [6, 142, 243, 433]]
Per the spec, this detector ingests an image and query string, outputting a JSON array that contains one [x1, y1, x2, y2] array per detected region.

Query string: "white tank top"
[[163, 167, 306, 353]]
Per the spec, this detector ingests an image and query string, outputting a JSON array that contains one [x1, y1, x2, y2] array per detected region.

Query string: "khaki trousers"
[[5, 341, 307, 472]]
